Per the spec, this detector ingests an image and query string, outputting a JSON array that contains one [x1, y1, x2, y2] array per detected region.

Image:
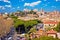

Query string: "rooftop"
[[47, 29, 57, 34], [43, 20, 59, 24]]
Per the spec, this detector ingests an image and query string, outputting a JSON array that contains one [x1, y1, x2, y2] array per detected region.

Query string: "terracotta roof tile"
[[43, 20, 59, 24], [47, 29, 57, 34]]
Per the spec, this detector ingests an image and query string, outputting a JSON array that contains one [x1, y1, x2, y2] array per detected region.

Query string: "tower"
[[40, 8, 45, 15]]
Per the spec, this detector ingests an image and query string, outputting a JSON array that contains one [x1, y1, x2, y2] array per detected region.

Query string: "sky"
[[0, 0, 60, 13]]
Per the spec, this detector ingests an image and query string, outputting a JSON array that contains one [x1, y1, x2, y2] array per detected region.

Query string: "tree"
[[24, 20, 38, 33], [14, 19, 24, 28], [54, 22, 60, 32], [28, 27, 36, 34], [10, 13, 18, 19], [14, 19, 42, 33]]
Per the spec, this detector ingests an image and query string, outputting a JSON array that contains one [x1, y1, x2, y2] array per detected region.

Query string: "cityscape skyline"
[[0, 0, 60, 13]]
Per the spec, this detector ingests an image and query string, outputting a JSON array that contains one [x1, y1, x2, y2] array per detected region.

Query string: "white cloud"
[[17, 6, 20, 8], [2, 7, 5, 10], [56, 0, 58, 1], [4, 0, 10, 3], [4, 0, 8, 1], [5, 5, 11, 8], [51, 6, 56, 8], [0, 0, 10, 3], [55, 0, 60, 2], [0, 6, 5, 10], [0, 0, 1, 1], [24, 1, 41, 7], [0, 6, 2, 8]]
